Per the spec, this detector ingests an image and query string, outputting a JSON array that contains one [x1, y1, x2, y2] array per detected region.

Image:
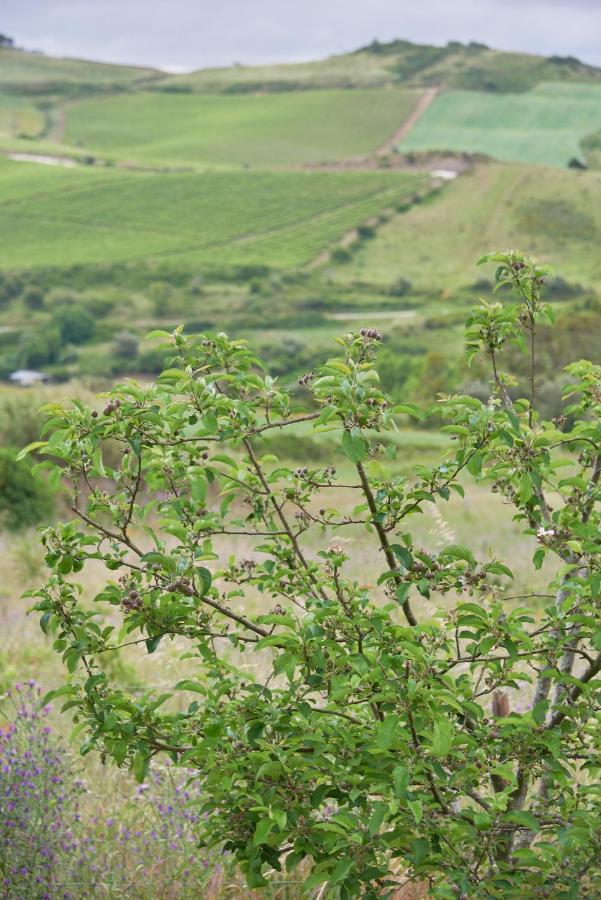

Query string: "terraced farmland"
[[0, 158, 428, 269], [63, 88, 419, 168], [400, 82, 601, 167]]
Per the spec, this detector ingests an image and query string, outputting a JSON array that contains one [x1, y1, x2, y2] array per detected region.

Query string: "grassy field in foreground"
[[400, 82, 601, 167], [332, 162, 601, 289], [0, 157, 427, 269], [63, 88, 419, 168]]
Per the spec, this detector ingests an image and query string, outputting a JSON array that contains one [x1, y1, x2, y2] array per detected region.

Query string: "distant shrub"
[[52, 304, 96, 345], [113, 330, 140, 359], [387, 276, 412, 297], [357, 223, 376, 240], [0, 275, 23, 308], [138, 347, 170, 375], [17, 327, 61, 368], [0, 449, 55, 530], [84, 295, 116, 318], [331, 246, 352, 263], [21, 286, 45, 310]]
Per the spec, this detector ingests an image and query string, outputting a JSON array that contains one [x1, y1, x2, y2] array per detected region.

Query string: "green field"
[[63, 88, 419, 168], [333, 162, 601, 289], [400, 83, 601, 167], [0, 157, 427, 269]]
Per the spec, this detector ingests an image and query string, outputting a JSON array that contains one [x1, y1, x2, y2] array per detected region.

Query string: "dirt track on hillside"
[[376, 87, 440, 155]]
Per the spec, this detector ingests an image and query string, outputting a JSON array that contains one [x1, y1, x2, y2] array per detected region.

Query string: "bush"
[[331, 246, 353, 263], [51, 304, 95, 345], [387, 276, 413, 297], [27, 252, 601, 897], [17, 327, 61, 368], [21, 286, 45, 310], [113, 330, 140, 359], [0, 449, 55, 529]]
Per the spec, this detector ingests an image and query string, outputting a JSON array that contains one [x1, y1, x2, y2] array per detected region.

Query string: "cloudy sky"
[[3, 0, 601, 72]]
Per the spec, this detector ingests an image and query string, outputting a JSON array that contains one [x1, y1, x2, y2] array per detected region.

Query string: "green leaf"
[[133, 751, 149, 783], [431, 718, 453, 757], [392, 765, 409, 796], [368, 802, 388, 837], [146, 636, 161, 654], [505, 810, 539, 832], [253, 817, 274, 846], [330, 858, 354, 886], [16, 441, 48, 460], [408, 799, 423, 824], [376, 715, 399, 749], [396, 583, 411, 605], [391, 544, 413, 570], [341, 430, 368, 464], [195, 567, 212, 596]]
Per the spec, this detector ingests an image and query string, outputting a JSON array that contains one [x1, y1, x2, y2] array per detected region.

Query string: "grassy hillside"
[[63, 88, 419, 168], [0, 92, 45, 139], [0, 158, 427, 269], [163, 39, 601, 94], [331, 162, 601, 290], [399, 83, 601, 167], [0, 47, 159, 94]]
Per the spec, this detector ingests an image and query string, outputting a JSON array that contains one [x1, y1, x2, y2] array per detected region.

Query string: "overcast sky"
[[3, 0, 601, 72]]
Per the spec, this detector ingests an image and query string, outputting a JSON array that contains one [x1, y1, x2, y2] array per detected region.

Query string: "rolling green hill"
[[0, 47, 159, 94], [399, 83, 601, 167], [63, 88, 419, 168], [0, 157, 427, 269], [161, 39, 601, 94]]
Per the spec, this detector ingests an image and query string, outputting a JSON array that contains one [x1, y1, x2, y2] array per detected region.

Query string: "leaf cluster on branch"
[[24, 251, 600, 897]]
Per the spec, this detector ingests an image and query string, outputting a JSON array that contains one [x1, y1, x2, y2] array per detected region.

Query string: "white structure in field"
[[9, 369, 50, 387]]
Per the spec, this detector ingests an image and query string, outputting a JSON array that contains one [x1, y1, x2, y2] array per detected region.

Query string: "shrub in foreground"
[[26, 251, 601, 897]]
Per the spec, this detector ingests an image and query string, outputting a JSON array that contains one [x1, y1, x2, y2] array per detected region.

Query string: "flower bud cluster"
[[359, 328, 383, 342], [103, 398, 122, 416]]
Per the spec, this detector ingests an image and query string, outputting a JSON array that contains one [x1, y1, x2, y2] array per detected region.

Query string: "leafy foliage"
[[0, 448, 55, 529], [26, 252, 601, 897]]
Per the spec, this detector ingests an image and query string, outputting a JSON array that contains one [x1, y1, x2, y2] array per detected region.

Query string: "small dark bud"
[[91, 410, 98, 419]]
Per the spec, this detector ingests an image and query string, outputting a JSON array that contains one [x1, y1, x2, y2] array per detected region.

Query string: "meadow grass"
[[0, 92, 45, 139], [63, 88, 419, 168], [0, 157, 427, 269], [0, 47, 158, 90], [399, 83, 601, 167], [333, 162, 601, 290]]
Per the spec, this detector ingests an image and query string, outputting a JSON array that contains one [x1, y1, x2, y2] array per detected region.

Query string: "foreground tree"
[[25, 252, 600, 897]]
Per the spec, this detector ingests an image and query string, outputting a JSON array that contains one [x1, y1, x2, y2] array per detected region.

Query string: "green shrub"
[[22, 286, 45, 310], [0, 449, 55, 529], [26, 252, 601, 897], [17, 327, 61, 368], [51, 304, 96, 345]]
